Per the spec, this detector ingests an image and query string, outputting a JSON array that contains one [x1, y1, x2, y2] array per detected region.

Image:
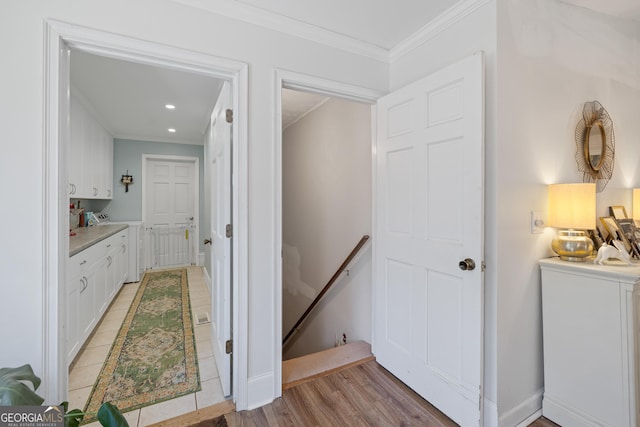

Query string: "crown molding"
[[171, 0, 489, 65], [171, 0, 389, 62], [389, 0, 492, 62]]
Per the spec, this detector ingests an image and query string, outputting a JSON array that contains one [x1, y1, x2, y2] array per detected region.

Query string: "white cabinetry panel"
[[66, 228, 129, 364], [540, 258, 640, 427], [69, 90, 113, 199]]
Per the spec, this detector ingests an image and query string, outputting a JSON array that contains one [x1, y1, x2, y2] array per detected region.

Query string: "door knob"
[[204, 238, 212, 245], [458, 258, 476, 271]]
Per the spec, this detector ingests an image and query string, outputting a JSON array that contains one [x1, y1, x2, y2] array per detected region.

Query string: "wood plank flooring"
[[227, 360, 456, 426]]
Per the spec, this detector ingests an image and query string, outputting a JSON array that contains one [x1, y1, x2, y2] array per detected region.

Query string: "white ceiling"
[[70, 0, 640, 146], [561, 0, 640, 21], [71, 50, 223, 145], [231, 0, 458, 50]]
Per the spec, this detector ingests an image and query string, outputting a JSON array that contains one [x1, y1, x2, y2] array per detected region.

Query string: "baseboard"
[[499, 388, 543, 427], [483, 397, 498, 427], [246, 372, 275, 410]]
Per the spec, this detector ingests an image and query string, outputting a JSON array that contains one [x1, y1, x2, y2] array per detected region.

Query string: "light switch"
[[531, 211, 545, 234]]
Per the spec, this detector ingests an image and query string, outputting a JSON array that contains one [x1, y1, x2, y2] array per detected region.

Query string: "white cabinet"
[[540, 258, 640, 427], [66, 228, 129, 364], [69, 90, 113, 199]]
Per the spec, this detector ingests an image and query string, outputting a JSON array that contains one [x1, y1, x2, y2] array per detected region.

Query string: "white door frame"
[[142, 154, 200, 268], [273, 69, 383, 394], [43, 20, 249, 409]]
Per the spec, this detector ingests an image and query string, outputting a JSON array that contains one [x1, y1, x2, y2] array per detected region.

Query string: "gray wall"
[[105, 138, 206, 253]]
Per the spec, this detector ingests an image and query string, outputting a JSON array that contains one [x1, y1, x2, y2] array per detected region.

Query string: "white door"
[[208, 82, 232, 396], [145, 158, 196, 267], [374, 52, 484, 426]]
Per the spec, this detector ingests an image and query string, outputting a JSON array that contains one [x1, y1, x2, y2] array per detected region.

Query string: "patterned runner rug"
[[83, 268, 200, 423]]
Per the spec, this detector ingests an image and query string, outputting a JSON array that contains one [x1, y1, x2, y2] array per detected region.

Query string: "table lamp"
[[633, 189, 640, 226], [548, 183, 596, 261]]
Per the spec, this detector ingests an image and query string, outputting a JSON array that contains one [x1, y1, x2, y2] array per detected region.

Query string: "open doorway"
[[281, 88, 373, 361], [43, 19, 248, 414]]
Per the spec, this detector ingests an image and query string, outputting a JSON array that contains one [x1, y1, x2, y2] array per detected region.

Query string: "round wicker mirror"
[[575, 101, 615, 192]]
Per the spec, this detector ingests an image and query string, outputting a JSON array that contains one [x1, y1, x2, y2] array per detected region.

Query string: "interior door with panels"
[[374, 52, 485, 426]]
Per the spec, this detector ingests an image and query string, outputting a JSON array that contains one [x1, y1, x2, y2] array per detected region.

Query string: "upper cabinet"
[[69, 90, 113, 199]]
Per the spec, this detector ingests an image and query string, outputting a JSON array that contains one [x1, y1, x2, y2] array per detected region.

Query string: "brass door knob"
[[458, 258, 476, 271]]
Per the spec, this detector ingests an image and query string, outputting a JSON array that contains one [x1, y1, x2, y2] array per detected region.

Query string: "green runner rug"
[[83, 268, 201, 423]]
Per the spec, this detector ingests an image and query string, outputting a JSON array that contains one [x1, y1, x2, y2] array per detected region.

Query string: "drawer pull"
[[80, 277, 88, 293], [79, 260, 87, 266]]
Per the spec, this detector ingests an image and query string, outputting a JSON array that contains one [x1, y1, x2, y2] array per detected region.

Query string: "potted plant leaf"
[[0, 364, 128, 427]]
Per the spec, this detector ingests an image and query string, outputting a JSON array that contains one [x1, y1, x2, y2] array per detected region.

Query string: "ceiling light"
[[168, 128, 176, 133], [165, 104, 175, 110]]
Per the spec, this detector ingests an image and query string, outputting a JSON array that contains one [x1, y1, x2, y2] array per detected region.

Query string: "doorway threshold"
[[282, 341, 374, 390]]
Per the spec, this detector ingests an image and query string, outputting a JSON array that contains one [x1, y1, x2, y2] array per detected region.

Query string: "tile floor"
[[68, 266, 226, 427]]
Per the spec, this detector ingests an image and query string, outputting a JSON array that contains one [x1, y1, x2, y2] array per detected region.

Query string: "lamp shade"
[[548, 183, 596, 230], [633, 189, 640, 221]]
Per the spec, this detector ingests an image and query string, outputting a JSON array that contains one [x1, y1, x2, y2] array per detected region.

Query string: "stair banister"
[[283, 235, 370, 346]]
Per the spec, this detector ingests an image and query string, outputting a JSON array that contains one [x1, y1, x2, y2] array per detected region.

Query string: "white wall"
[[389, 1, 500, 423], [281, 97, 372, 360], [0, 0, 387, 407], [497, 1, 640, 424]]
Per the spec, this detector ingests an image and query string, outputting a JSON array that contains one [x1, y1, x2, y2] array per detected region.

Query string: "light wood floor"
[[227, 360, 456, 426], [225, 360, 560, 427]]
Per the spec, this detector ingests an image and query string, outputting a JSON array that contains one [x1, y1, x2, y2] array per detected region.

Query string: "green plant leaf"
[[64, 408, 85, 427], [97, 402, 129, 427], [0, 364, 44, 406]]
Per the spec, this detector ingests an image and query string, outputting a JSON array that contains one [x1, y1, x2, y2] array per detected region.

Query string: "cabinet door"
[[69, 96, 84, 197], [103, 132, 114, 199], [106, 244, 119, 301], [66, 275, 81, 362], [79, 270, 96, 342], [119, 231, 128, 285]]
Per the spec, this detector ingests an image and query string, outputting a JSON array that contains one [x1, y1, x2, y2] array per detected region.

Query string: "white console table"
[[539, 257, 640, 427]]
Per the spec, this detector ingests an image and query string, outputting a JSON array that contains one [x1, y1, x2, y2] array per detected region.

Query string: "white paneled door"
[[374, 52, 485, 426], [145, 157, 197, 267], [208, 82, 233, 396]]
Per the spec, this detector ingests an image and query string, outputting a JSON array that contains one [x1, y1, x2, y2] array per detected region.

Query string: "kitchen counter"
[[69, 224, 128, 257]]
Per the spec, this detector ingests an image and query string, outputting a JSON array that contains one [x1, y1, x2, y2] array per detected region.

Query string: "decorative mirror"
[[575, 100, 615, 192]]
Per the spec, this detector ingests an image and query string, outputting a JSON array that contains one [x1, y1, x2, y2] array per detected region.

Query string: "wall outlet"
[[531, 211, 546, 234]]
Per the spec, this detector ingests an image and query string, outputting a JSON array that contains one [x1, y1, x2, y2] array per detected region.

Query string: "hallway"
[[67, 266, 227, 426]]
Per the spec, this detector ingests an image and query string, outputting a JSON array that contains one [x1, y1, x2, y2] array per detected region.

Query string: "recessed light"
[[168, 128, 176, 133], [165, 104, 176, 110]]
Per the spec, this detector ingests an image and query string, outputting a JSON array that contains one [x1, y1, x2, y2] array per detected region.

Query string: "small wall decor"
[[575, 100, 615, 192], [121, 171, 133, 192]]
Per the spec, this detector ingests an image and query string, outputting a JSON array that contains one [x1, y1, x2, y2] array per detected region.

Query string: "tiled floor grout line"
[[68, 266, 224, 427]]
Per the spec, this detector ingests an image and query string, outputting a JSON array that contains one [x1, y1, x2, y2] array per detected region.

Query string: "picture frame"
[[609, 205, 628, 219], [616, 218, 640, 258], [600, 216, 635, 257], [588, 229, 605, 251]]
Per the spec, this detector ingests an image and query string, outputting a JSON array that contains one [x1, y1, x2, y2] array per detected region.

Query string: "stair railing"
[[283, 235, 370, 346]]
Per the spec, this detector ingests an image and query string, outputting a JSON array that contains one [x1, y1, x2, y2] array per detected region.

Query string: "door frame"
[[142, 154, 200, 268], [273, 69, 383, 394], [43, 20, 249, 409]]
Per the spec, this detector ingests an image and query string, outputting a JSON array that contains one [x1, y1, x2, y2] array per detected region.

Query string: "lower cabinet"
[[67, 228, 129, 364], [540, 258, 640, 427]]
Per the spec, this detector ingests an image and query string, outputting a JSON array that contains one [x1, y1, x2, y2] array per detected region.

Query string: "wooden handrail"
[[283, 235, 370, 346]]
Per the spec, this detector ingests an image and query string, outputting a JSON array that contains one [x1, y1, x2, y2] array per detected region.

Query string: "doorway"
[[43, 20, 248, 409], [143, 155, 199, 269], [281, 88, 373, 361], [273, 70, 382, 394]]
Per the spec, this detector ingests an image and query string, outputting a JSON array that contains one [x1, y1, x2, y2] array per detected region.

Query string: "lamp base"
[[551, 229, 594, 262]]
